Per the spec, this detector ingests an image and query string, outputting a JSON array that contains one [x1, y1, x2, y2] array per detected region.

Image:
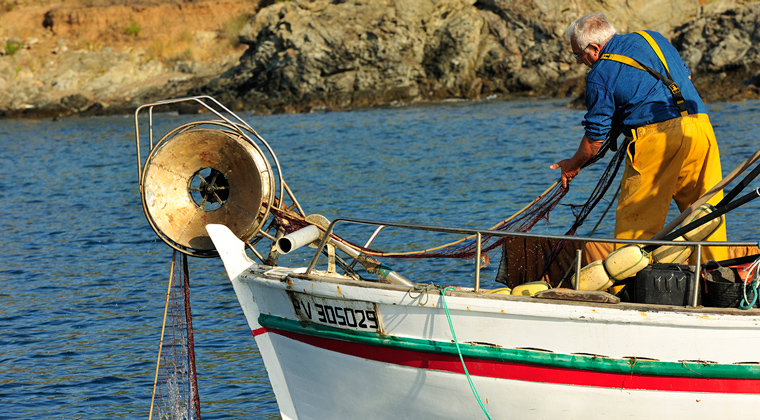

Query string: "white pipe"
[[276, 225, 321, 254], [280, 223, 414, 287]]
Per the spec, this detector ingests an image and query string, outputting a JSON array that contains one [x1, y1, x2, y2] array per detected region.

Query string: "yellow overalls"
[[601, 32, 728, 262]]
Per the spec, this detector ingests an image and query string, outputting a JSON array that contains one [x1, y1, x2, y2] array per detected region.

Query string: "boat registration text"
[[288, 292, 381, 332]]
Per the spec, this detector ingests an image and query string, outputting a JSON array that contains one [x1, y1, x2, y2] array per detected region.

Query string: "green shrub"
[[124, 18, 141, 37], [225, 14, 251, 46], [4, 40, 21, 56]]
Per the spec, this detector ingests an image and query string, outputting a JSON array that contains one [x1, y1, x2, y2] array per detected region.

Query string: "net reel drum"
[[140, 125, 275, 257]]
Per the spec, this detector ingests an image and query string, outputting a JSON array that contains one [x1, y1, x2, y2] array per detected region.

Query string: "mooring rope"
[[441, 287, 493, 419]]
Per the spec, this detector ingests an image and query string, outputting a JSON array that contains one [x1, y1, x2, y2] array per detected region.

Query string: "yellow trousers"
[[614, 114, 728, 262]]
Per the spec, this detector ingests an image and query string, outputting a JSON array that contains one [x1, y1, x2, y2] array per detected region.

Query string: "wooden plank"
[[535, 288, 620, 304]]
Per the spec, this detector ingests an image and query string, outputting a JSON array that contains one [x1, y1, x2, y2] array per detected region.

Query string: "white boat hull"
[[208, 224, 760, 419]]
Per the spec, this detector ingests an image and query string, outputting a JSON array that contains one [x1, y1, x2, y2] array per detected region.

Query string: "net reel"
[[140, 122, 276, 257]]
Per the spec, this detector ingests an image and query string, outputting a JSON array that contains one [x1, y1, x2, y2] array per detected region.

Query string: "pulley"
[[140, 127, 275, 256]]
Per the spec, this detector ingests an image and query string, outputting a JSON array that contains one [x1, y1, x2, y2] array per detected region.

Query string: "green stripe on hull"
[[260, 313, 760, 380]]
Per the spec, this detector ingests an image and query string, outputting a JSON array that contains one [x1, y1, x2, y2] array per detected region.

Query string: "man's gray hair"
[[566, 13, 617, 48]]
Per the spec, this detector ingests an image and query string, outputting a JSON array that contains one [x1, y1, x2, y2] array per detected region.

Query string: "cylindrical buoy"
[[572, 260, 613, 291], [681, 203, 724, 241], [604, 244, 650, 281], [276, 225, 322, 254], [652, 236, 693, 264]]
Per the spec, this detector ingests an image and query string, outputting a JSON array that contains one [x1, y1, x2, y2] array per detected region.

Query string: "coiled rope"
[[740, 251, 760, 310], [440, 287, 493, 419]]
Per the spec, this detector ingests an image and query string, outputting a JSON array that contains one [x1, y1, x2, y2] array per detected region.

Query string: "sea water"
[[2, 98, 760, 419]]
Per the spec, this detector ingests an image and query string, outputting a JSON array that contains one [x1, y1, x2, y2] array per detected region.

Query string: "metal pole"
[[692, 244, 702, 307], [349, 226, 385, 270], [475, 233, 482, 293]]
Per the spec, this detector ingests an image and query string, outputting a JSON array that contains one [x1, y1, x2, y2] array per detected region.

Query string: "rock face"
[[199, 0, 736, 113], [672, 2, 760, 102], [1, 0, 760, 118]]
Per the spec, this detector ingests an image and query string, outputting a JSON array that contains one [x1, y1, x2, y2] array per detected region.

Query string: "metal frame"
[[134, 96, 287, 205], [307, 217, 756, 306], [133, 96, 305, 257]]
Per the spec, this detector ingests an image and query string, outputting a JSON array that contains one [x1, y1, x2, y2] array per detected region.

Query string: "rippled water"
[[2, 98, 760, 419]]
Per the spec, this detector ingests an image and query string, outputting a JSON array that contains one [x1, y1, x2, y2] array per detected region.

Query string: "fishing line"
[[271, 179, 567, 262]]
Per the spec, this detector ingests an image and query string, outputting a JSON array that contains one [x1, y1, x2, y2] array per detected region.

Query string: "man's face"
[[571, 37, 599, 68]]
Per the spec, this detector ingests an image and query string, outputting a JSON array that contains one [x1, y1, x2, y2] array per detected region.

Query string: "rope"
[[181, 255, 202, 419], [440, 287, 493, 419], [271, 180, 565, 260], [588, 183, 622, 238], [375, 180, 561, 257], [740, 251, 760, 310], [409, 283, 437, 306], [148, 252, 176, 420]]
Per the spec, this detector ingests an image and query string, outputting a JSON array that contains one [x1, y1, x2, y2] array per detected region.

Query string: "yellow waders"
[[614, 114, 728, 262], [601, 31, 728, 262]]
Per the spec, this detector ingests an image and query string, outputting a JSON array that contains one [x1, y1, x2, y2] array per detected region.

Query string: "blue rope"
[[441, 287, 493, 419], [740, 252, 760, 310]]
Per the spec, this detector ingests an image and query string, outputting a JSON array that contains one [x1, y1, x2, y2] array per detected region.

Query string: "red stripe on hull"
[[252, 327, 266, 336], [254, 327, 760, 394]]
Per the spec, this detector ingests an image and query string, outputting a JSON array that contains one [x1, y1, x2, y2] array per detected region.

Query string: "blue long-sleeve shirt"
[[583, 31, 708, 141]]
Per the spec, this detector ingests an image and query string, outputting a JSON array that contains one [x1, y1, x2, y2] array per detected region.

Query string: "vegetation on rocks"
[[1, 0, 760, 119], [0, 0, 258, 118]]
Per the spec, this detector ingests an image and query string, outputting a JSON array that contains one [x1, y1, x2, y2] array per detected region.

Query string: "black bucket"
[[632, 263, 700, 306], [703, 266, 757, 308], [703, 280, 754, 308]]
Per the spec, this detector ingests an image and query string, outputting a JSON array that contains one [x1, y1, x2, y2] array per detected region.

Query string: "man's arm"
[[550, 135, 605, 188]]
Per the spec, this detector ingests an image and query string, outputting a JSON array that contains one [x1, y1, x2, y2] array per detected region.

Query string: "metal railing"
[[306, 217, 757, 307]]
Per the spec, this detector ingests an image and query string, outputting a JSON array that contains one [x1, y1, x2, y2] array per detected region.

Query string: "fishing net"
[[537, 138, 630, 279], [268, 136, 628, 286], [149, 252, 202, 420], [272, 180, 568, 261]]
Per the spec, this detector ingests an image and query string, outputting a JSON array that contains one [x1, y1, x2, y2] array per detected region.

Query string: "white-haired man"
[[550, 13, 727, 261]]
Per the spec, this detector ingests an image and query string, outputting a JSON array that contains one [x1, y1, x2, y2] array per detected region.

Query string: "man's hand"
[[550, 136, 605, 188], [550, 158, 582, 188]]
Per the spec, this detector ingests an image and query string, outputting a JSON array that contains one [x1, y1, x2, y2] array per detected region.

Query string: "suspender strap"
[[634, 31, 670, 75], [598, 31, 689, 117]]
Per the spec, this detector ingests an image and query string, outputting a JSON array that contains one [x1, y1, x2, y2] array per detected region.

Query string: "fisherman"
[[550, 13, 727, 262]]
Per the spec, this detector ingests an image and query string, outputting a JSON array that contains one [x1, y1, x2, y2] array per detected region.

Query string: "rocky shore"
[[1, 0, 759, 119], [0, 0, 252, 118]]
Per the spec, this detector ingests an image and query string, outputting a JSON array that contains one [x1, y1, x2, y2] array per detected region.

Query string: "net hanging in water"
[[149, 252, 202, 420]]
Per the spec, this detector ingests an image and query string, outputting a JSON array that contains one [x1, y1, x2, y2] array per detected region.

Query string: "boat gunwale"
[[304, 216, 758, 302], [273, 271, 760, 317]]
